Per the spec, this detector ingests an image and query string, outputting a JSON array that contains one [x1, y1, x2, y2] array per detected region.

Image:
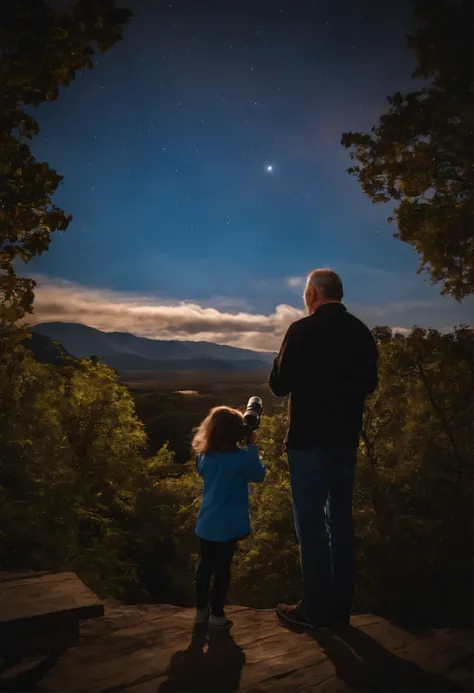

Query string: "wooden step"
[[0, 571, 104, 657]]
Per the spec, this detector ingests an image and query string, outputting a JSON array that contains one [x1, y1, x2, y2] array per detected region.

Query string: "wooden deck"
[[3, 603, 472, 692]]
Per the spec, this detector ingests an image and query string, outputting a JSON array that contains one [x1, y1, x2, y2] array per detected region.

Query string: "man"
[[269, 268, 378, 629]]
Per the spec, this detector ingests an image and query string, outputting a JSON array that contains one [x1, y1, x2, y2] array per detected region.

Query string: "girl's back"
[[196, 445, 265, 542]]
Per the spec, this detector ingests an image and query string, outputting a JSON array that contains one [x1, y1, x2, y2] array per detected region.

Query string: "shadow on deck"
[[1, 593, 472, 692]]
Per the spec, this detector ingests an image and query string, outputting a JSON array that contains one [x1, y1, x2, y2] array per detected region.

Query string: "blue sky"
[[27, 0, 473, 349]]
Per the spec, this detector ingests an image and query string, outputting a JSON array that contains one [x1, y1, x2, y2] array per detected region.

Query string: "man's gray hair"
[[307, 268, 344, 301]]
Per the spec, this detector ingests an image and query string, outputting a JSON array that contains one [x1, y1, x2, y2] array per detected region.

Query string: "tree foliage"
[[0, 0, 132, 324], [1, 327, 472, 625], [0, 328, 202, 601], [0, 329, 148, 596], [341, 0, 474, 300], [354, 325, 473, 624]]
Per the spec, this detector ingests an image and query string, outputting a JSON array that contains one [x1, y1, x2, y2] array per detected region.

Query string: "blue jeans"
[[288, 446, 357, 625]]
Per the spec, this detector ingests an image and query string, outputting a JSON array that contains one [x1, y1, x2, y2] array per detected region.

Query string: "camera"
[[243, 396, 263, 441]]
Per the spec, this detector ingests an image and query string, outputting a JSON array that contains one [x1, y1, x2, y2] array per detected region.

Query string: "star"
[[266, 164, 273, 172]]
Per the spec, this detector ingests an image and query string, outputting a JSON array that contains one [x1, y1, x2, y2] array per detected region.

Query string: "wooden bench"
[[0, 571, 104, 658]]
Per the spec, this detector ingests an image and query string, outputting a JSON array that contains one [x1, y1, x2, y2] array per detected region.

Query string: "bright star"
[[266, 164, 273, 172]]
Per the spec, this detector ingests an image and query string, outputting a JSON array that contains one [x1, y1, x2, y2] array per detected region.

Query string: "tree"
[[0, 0, 132, 324], [341, 0, 474, 300], [355, 326, 473, 624], [0, 330, 152, 597]]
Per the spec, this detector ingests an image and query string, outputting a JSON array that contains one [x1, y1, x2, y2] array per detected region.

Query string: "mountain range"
[[29, 322, 275, 373]]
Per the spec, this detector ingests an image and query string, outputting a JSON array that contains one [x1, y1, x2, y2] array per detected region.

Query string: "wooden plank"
[[80, 604, 183, 639], [395, 635, 474, 675], [0, 571, 52, 583], [242, 659, 336, 692], [122, 632, 328, 693], [37, 605, 474, 693], [41, 613, 325, 692], [85, 607, 275, 652], [45, 609, 283, 684], [0, 572, 104, 635], [348, 618, 420, 650], [1, 571, 80, 590]]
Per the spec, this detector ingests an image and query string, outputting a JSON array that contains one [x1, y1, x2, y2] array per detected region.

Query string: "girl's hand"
[[250, 431, 258, 445]]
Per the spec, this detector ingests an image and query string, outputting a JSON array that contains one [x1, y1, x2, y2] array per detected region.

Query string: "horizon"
[[25, 0, 473, 351], [30, 318, 276, 354], [29, 309, 469, 358]]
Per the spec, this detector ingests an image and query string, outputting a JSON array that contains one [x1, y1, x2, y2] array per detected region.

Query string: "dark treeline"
[[1, 325, 472, 628]]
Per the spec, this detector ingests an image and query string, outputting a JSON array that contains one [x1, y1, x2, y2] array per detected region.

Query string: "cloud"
[[26, 275, 303, 351], [286, 276, 305, 289], [24, 274, 473, 352], [390, 327, 413, 336]]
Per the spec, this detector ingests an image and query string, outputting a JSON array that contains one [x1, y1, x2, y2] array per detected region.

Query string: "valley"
[[27, 322, 283, 463], [120, 369, 286, 462]]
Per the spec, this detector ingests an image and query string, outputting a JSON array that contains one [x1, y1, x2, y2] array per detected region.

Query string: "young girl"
[[192, 406, 266, 630]]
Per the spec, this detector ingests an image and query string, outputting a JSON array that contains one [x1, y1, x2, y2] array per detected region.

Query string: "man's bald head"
[[304, 268, 343, 313]]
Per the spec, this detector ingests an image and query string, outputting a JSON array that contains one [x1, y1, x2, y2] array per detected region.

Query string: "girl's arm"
[[242, 445, 266, 482]]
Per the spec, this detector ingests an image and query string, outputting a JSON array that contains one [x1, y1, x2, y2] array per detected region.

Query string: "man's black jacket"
[[269, 303, 378, 450]]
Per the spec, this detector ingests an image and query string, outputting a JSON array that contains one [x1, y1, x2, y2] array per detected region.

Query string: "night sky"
[[28, 0, 473, 350]]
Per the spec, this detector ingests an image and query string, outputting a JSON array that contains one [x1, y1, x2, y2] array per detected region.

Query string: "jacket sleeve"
[[242, 445, 266, 483], [269, 324, 296, 397]]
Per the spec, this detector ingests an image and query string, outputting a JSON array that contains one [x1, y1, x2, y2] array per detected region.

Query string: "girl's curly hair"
[[192, 406, 247, 454]]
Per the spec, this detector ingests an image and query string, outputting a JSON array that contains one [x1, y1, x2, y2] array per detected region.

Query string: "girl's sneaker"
[[208, 613, 233, 630], [194, 607, 209, 625]]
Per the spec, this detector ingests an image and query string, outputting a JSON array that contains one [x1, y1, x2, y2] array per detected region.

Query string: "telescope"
[[243, 396, 263, 442]]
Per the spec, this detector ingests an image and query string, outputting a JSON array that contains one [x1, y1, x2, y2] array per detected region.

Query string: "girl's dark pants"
[[196, 537, 238, 617]]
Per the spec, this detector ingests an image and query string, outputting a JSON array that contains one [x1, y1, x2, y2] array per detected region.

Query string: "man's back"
[[269, 303, 378, 449]]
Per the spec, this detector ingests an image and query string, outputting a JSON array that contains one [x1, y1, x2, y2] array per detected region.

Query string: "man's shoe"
[[276, 602, 330, 630]]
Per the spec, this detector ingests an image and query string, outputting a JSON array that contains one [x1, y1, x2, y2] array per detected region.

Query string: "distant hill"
[[23, 331, 74, 366], [30, 322, 275, 373]]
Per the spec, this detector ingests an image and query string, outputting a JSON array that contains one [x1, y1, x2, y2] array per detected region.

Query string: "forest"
[[1, 324, 472, 627]]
